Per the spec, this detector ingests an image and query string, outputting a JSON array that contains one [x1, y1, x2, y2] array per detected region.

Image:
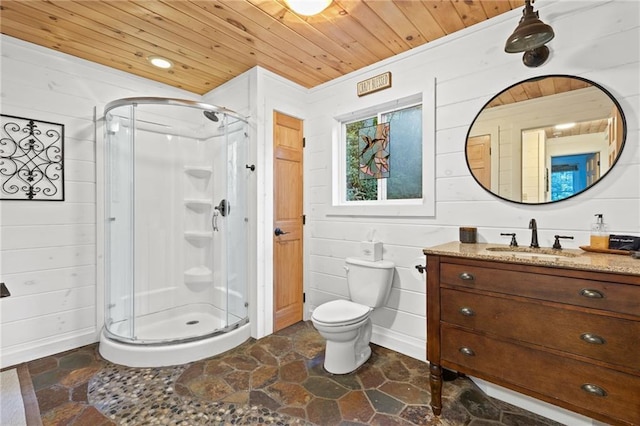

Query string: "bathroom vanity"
[[424, 242, 640, 426]]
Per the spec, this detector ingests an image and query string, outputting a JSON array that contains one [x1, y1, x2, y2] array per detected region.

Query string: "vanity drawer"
[[440, 262, 640, 317], [441, 325, 640, 425], [441, 288, 640, 370]]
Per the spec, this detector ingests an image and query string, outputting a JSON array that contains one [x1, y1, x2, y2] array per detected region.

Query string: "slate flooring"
[[23, 321, 563, 425]]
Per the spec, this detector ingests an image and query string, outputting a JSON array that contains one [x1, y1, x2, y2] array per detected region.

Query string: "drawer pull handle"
[[580, 333, 606, 345], [579, 288, 604, 299], [581, 383, 607, 397], [459, 272, 475, 281], [459, 347, 475, 356], [459, 307, 475, 316]]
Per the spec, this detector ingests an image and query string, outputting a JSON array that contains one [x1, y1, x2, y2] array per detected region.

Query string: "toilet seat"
[[312, 299, 371, 326]]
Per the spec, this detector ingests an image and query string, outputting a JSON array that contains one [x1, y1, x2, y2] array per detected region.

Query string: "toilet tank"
[[345, 257, 395, 308]]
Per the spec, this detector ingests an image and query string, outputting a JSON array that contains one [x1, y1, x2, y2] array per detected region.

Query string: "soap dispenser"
[[590, 214, 609, 249]]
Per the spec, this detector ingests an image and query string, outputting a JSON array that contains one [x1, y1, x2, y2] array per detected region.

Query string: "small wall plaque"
[[1, 114, 65, 201], [357, 72, 392, 97]]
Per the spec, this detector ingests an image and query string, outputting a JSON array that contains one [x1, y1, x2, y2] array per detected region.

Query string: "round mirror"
[[466, 75, 626, 204]]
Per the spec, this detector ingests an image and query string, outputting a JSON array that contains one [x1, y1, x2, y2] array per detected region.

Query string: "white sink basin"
[[485, 246, 579, 261]]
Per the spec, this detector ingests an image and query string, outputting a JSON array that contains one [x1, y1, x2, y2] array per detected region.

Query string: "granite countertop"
[[423, 242, 640, 277]]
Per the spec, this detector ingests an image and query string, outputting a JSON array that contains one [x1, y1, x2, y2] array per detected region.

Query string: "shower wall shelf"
[[184, 231, 213, 240], [184, 166, 213, 179], [184, 199, 212, 211], [185, 231, 213, 247], [184, 266, 213, 284], [183, 166, 213, 285]]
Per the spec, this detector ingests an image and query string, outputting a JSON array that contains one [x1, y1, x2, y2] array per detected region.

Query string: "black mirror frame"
[[465, 74, 627, 205]]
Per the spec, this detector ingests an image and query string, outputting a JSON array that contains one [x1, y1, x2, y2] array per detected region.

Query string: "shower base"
[[99, 304, 250, 367]]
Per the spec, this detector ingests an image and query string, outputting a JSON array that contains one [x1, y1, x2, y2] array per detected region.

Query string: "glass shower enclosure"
[[101, 98, 250, 365]]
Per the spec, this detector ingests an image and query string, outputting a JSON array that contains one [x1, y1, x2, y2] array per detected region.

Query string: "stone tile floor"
[[24, 321, 563, 425]]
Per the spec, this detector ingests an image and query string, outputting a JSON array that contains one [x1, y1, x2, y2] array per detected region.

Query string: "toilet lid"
[[312, 300, 371, 325]]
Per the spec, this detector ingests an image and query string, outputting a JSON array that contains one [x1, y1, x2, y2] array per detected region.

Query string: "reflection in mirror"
[[466, 75, 626, 204]]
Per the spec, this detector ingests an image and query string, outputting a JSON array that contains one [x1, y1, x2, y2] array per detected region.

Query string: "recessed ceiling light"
[[555, 122, 576, 130], [148, 56, 173, 69]]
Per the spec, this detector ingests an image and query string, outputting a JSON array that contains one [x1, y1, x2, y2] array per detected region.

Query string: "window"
[[345, 104, 422, 202], [331, 83, 435, 217], [550, 153, 593, 201]]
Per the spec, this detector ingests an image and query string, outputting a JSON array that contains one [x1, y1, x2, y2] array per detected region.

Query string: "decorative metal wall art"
[[1, 114, 65, 201], [358, 122, 390, 179]]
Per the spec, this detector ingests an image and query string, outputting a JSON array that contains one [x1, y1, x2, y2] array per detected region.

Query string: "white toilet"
[[311, 257, 395, 374]]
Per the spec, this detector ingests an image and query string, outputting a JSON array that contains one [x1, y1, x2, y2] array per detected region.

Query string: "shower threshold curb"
[[98, 322, 251, 368]]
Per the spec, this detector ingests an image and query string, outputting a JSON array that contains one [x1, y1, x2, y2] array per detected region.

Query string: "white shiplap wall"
[[0, 36, 198, 367], [304, 0, 640, 361]]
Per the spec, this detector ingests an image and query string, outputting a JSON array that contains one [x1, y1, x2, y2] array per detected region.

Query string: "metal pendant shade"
[[505, 0, 555, 53]]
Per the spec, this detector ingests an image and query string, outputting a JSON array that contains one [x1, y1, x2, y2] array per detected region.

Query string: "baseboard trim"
[[371, 325, 426, 361], [1, 329, 98, 369], [17, 364, 42, 426], [471, 377, 603, 426]]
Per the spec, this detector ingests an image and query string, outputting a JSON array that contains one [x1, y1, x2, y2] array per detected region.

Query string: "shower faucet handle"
[[215, 199, 230, 217]]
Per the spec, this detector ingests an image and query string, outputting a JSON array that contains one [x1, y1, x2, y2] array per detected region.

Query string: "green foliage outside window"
[[346, 118, 378, 201]]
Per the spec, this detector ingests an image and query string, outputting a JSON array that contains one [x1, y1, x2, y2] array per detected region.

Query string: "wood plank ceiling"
[[0, 0, 525, 95], [487, 76, 608, 138], [488, 77, 591, 109]]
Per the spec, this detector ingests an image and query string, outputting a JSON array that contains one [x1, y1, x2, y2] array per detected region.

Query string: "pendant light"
[[505, 0, 554, 67], [285, 0, 332, 16]]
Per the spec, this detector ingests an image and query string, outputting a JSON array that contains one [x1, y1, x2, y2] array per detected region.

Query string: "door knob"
[[274, 227, 289, 236]]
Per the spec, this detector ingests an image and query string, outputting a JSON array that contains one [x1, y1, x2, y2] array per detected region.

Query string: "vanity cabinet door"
[[441, 288, 640, 370], [440, 262, 640, 316], [441, 325, 640, 426]]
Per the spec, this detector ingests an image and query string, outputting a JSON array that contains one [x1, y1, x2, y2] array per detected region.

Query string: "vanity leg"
[[429, 363, 443, 415]]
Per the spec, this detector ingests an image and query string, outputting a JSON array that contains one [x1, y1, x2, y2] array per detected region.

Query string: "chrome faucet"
[[529, 218, 539, 248]]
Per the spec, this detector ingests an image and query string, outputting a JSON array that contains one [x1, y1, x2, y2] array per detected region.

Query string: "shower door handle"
[[274, 227, 289, 236], [212, 210, 219, 232]]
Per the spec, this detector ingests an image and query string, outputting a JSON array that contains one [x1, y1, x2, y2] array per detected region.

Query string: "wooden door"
[[608, 105, 623, 166], [467, 135, 491, 189], [586, 152, 600, 186], [273, 111, 304, 332]]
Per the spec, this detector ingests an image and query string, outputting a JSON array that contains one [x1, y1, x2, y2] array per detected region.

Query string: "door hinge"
[[302, 137, 306, 148], [302, 214, 306, 225], [303, 292, 306, 303]]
